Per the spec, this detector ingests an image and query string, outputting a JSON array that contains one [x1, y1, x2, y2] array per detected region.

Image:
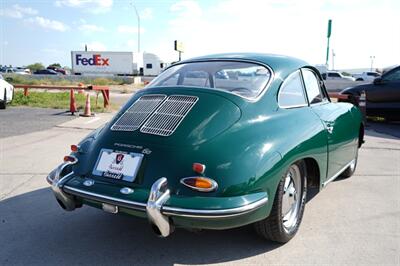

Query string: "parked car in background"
[[34, 69, 59, 75], [47, 66, 67, 75], [352, 71, 380, 82], [47, 53, 363, 243], [0, 74, 14, 109], [15, 68, 31, 75], [322, 71, 356, 81], [342, 65, 400, 121]]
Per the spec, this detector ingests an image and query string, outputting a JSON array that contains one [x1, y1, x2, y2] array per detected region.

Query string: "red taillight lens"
[[71, 145, 79, 152], [63, 155, 77, 163], [192, 163, 205, 174]]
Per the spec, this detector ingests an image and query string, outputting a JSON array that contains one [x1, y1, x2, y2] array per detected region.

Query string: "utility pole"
[[325, 19, 332, 68], [131, 2, 140, 53], [370, 56, 375, 71]]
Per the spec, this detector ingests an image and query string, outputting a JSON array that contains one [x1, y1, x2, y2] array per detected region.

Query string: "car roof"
[[182, 53, 309, 77]]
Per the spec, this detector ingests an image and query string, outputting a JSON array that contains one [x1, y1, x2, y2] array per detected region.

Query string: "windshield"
[[147, 61, 271, 99]]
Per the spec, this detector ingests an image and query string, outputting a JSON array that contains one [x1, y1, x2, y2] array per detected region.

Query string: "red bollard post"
[[69, 89, 77, 115], [24, 88, 29, 96], [102, 89, 110, 108]]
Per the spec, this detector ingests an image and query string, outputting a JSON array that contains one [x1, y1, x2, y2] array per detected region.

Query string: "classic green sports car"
[[47, 53, 364, 243]]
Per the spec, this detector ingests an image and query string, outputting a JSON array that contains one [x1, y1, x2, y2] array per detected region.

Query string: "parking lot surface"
[[0, 110, 399, 265], [0, 107, 75, 138]]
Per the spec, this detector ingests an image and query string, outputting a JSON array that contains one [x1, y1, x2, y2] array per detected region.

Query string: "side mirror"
[[373, 77, 382, 84], [321, 73, 327, 80]]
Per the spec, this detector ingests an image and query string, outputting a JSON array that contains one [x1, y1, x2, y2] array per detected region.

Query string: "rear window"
[[147, 61, 271, 99]]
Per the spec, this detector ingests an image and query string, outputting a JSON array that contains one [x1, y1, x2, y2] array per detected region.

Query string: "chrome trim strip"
[[63, 186, 147, 211], [162, 196, 268, 218], [323, 159, 356, 187]]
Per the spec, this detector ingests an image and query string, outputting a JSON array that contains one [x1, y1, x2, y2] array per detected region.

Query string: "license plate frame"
[[92, 149, 143, 182]]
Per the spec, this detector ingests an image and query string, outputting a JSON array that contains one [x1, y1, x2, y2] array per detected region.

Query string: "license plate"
[[92, 149, 143, 182]]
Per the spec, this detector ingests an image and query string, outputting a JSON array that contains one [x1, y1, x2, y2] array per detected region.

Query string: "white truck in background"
[[352, 71, 381, 82], [143, 53, 168, 76], [71, 51, 167, 76]]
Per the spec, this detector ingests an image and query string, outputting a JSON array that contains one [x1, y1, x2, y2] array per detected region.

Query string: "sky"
[[0, 0, 399, 69]]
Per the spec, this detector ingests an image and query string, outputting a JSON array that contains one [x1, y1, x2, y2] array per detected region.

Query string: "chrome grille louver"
[[111, 94, 166, 131], [140, 95, 198, 137]]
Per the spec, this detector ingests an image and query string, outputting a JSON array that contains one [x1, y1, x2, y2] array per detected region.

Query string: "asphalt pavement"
[[0, 107, 75, 138], [0, 108, 399, 265]]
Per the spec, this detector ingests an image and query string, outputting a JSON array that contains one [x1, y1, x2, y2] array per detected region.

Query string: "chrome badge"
[[120, 187, 134, 195]]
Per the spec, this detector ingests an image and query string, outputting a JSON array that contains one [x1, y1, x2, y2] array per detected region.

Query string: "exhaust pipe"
[[146, 177, 172, 237]]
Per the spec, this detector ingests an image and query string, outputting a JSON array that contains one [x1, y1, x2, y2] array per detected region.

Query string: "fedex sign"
[[76, 54, 109, 66]]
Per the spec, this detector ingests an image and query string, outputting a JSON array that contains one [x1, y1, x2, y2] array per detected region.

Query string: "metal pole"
[[370, 56, 375, 71], [325, 19, 332, 67], [132, 3, 140, 53]]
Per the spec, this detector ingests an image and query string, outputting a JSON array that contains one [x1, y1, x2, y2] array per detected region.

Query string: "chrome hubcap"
[[281, 164, 302, 233]]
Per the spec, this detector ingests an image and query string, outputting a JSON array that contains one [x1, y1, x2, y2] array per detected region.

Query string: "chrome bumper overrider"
[[48, 174, 268, 237]]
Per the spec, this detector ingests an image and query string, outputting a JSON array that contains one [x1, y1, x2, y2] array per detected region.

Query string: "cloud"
[[81, 41, 107, 51], [140, 8, 153, 20], [117, 25, 145, 34], [55, 0, 113, 13], [0, 4, 38, 19], [160, 0, 400, 69], [25, 16, 69, 32], [79, 24, 105, 32]]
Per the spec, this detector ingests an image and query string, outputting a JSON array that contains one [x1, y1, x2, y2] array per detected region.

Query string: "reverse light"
[[180, 177, 218, 192]]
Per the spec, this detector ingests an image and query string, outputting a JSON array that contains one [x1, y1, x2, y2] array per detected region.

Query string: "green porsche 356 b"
[[47, 53, 364, 243]]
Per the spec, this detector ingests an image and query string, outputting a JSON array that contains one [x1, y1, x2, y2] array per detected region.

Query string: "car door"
[[301, 68, 357, 182], [368, 67, 400, 103]]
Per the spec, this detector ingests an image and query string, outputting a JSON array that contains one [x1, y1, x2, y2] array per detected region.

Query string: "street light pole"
[[132, 2, 140, 53], [370, 56, 375, 71]]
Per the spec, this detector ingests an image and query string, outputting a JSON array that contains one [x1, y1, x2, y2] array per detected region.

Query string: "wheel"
[[254, 161, 307, 243], [340, 149, 358, 178], [0, 90, 6, 109], [356, 78, 363, 81]]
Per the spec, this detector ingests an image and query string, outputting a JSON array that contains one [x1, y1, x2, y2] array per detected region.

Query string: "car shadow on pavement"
[[0, 188, 281, 265]]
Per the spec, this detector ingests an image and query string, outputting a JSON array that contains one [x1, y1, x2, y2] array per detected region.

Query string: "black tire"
[[0, 90, 6, 109], [254, 161, 307, 243], [340, 149, 358, 178]]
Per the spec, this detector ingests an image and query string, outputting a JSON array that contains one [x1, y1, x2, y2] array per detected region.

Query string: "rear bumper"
[[63, 184, 268, 218], [47, 169, 269, 236]]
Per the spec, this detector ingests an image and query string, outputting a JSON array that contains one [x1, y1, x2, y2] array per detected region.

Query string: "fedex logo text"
[[76, 54, 109, 66]]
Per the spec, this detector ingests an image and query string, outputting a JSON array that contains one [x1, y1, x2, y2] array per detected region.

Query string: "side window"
[[302, 69, 326, 104], [383, 68, 400, 82], [278, 71, 308, 108]]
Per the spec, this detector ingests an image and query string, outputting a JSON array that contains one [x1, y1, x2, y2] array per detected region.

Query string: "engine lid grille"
[[111, 94, 166, 131], [140, 95, 198, 137]]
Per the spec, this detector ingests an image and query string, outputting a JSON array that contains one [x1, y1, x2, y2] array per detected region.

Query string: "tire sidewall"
[[276, 161, 307, 241]]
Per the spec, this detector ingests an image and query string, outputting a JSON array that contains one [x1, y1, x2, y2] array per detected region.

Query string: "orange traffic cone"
[[80, 93, 94, 117], [69, 89, 77, 115]]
